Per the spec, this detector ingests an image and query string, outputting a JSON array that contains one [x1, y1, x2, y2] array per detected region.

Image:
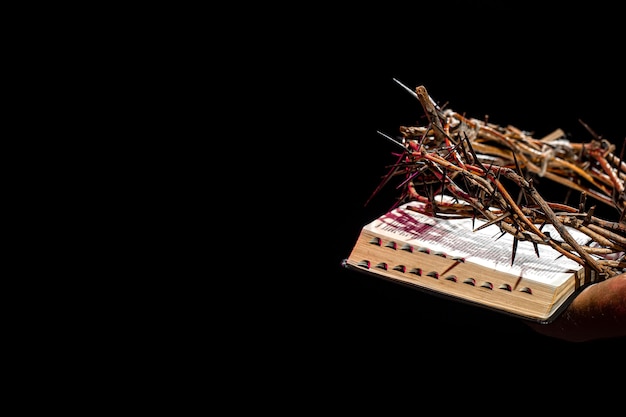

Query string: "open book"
[[343, 199, 602, 323]]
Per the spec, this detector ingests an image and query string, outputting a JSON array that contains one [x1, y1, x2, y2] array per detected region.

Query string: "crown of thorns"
[[371, 82, 626, 279]]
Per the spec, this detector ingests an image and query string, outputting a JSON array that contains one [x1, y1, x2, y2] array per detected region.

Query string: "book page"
[[366, 201, 594, 286]]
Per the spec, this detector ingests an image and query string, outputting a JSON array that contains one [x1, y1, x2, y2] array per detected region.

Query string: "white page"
[[367, 201, 593, 285]]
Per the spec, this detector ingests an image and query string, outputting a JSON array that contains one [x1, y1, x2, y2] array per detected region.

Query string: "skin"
[[525, 273, 626, 342]]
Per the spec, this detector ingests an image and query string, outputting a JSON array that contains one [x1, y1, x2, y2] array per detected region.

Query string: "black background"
[[268, 3, 626, 394]]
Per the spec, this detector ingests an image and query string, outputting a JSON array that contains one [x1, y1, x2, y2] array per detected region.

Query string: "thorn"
[[495, 231, 507, 241], [440, 168, 446, 198], [511, 237, 518, 266], [583, 206, 595, 226], [532, 242, 540, 258], [377, 130, 406, 150], [578, 118, 601, 140], [474, 212, 511, 231], [463, 132, 488, 173], [364, 152, 404, 207], [512, 150, 523, 177], [579, 192, 587, 213], [392, 78, 418, 99], [472, 208, 478, 230], [542, 231, 554, 243]]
